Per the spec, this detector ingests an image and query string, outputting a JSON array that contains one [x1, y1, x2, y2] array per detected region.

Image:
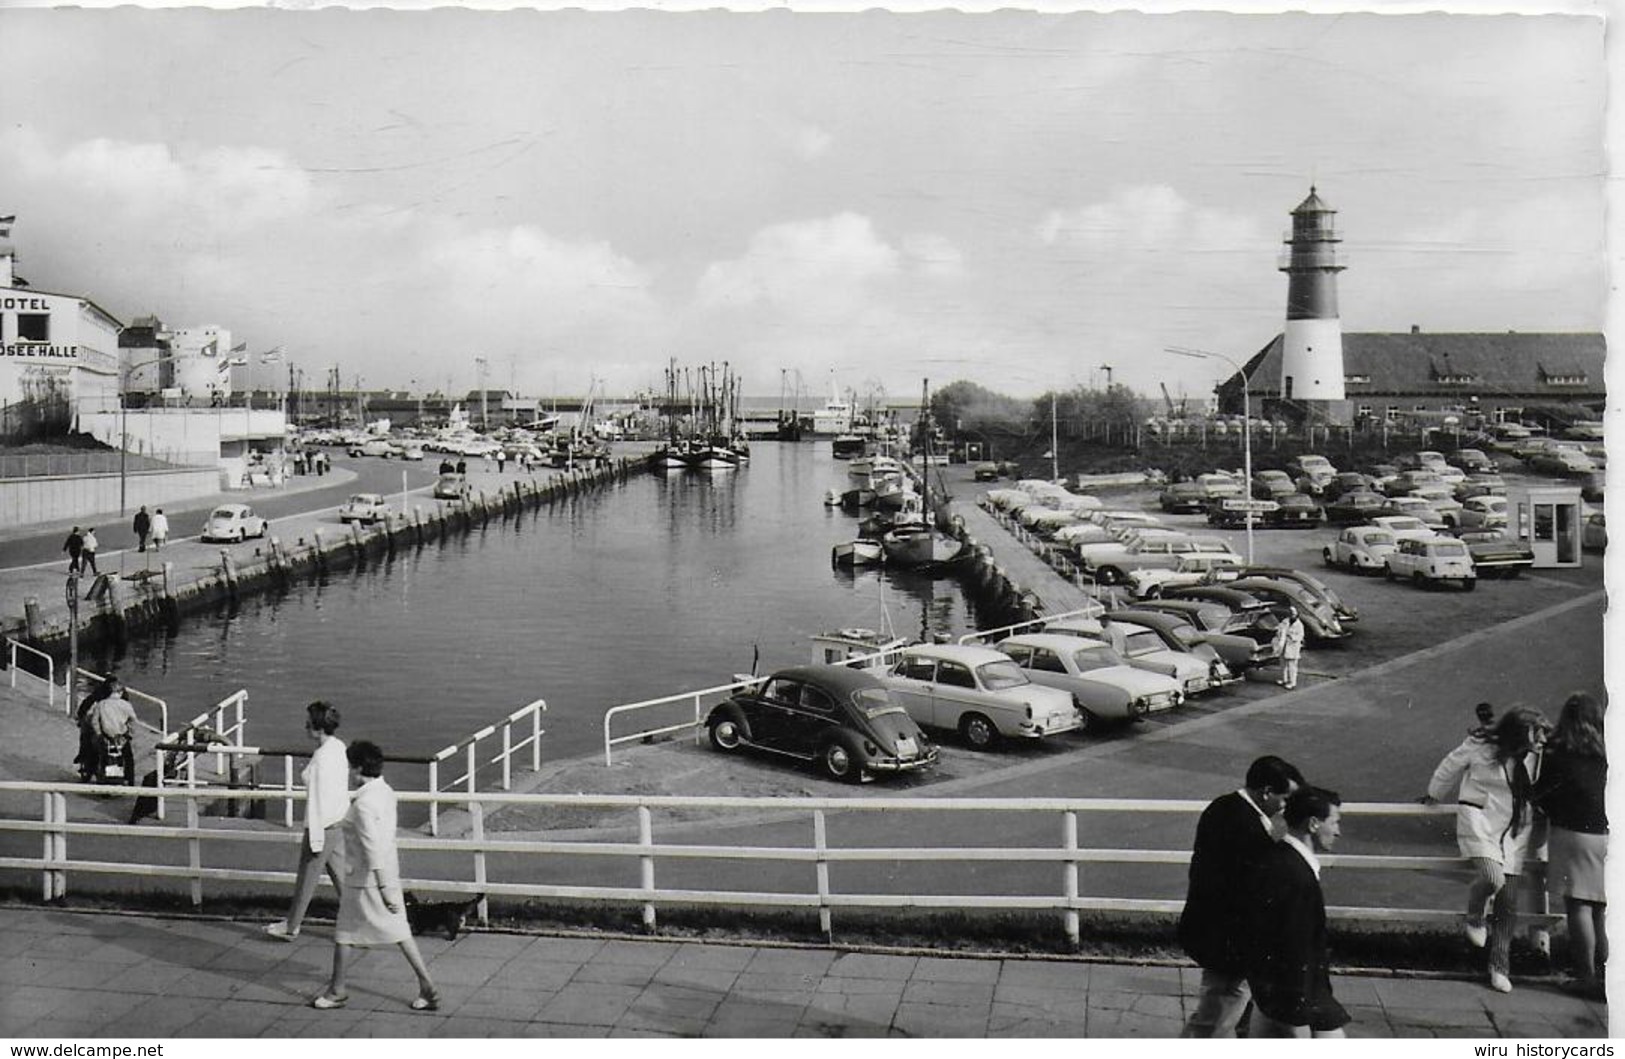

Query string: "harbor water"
[[88, 441, 997, 764]]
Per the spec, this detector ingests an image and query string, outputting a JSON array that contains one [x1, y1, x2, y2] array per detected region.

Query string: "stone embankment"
[[4, 457, 651, 658]]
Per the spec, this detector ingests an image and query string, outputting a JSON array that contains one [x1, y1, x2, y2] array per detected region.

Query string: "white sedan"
[[995, 634, 1183, 730], [1323, 526, 1399, 573], [339, 493, 392, 524], [882, 644, 1081, 749], [201, 504, 267, 543]]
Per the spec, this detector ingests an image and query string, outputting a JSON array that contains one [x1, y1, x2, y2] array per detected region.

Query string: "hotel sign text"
[[2, 345, 79, 359]]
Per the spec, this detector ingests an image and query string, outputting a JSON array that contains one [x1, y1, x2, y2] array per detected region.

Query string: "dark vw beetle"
[[706, 665, 938, 783]]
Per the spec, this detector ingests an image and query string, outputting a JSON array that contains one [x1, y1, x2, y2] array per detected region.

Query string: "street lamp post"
[[1168, 346, 1254, 564]]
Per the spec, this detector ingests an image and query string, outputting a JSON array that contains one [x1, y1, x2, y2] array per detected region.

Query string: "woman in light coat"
[[310, 740, 438, 1012], [265, 701, 347, 941], [1424, 706, 1548, 994]]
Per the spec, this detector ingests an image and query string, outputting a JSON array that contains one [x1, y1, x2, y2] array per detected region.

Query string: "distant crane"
[[1160, 382, 1189, 418]]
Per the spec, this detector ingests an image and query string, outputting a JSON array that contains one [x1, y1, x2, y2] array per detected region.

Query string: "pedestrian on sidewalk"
[[133, 507, 151, 552], [1530, 691, 1607, 1000], [1423, 706, 1549, 994], [150, 509, 169, 550], [496, 449, 506, 473], [456, 458, 467, 475], [1273, 607, 1305, 689], [80, 528, 101, 576], [1244, 786, 1349, 1038], [1178, 755, 1306, 1037], [62, 527, 85, 573], [265, 701, 348, 942], [72, 676, 119, 781], [310, 739, 439, 1013]]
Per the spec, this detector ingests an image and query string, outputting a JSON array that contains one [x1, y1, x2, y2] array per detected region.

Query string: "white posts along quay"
[[0, 783, 1557, 949]]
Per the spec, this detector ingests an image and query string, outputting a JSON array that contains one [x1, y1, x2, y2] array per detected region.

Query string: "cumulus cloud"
[[695, 213, 899, 316], [1037, 184, 1260, 256], [902, 232, 964, 279]]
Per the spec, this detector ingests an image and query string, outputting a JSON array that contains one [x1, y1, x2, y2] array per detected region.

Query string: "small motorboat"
[[824, 488, 844, 507], [880, 523, 966, 569], [810, 626, 907, 670], [839, 487, 876, 510], [832, 539, 884, 567]]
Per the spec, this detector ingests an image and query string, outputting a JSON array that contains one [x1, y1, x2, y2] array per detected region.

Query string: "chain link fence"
[[0, 452, 188, 479]]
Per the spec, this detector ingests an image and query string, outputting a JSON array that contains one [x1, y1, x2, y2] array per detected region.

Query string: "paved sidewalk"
[[0, 908, 1606, 1038]]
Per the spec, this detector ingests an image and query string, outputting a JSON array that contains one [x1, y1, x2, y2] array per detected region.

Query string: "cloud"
[[1037, 184, 1260, 257], [902, 232, 964, 280], [694, 213, 900, 316], [787, 123, 833, 161]]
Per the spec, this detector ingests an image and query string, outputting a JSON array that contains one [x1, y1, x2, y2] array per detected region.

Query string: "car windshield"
[[976, 660, 1030, 690], [1387, 517, 1424, 531], [1170, 624, 1201, 644], [853, 688, 906, 718], [1122, 631, 1163, 655], [209, 508, 236, 519], [1071, 646, 1125, 671], [1361, 531, 1396, 546], [1432, 542, 1468, 557]]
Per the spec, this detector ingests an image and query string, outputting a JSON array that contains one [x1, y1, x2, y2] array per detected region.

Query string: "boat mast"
[[1051, 391, 1059, 483], [920, 377, 932, 519]]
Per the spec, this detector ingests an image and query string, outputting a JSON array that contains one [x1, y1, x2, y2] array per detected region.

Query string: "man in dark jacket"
[[1178, 755, 1305, 1037], [133, 506, 152, 552], [62, 527, 85, 573], [1245, 786, 1348, 1038]]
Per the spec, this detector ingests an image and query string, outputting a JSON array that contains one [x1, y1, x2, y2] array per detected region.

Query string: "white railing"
[[70, 665, 169, 737], [153, 690, 250, 822], [0, 784, 1554, 949], [6, 638, 55, 710], [602, 678, 762, 767], [428, 699, 547, 836]]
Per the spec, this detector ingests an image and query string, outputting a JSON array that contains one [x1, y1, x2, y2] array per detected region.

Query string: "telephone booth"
[[1507, 484, 1584, 568]]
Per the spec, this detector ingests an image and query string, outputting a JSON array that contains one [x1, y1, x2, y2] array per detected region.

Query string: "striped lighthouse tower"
[[1278, 186, 1346, 421]]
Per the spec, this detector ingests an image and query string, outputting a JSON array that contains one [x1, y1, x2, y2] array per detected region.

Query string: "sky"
[[0, 5, 1609, 404]]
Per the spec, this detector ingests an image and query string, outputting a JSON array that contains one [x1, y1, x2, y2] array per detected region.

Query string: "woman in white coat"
[[310, 740, 439, 1012], [1424, 707, 1548, 994]]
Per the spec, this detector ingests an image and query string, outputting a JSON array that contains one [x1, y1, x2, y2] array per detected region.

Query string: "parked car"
[[1132, 596, 1280, 649], [1083, 535, 1240, 586], [1251, 470, 1298, 501], [433, 472, 470, 502], [1529, 447, 1597, 478], [1264, 492, 1323, 529], [1454, 473, 1508, 502], [348, 438, 394, 458], [1238, 566, 1360, 626], [1158, 481, 1210, 513], [1225, 577, 1351, 642], [1383, 469, 1447, 498], [704, 666, 937, 783], [1579, 471, 1605, 504], [1194, 473, 1245, 501], [1115, 603, 1275, 672], [1582, 512, 1606, 551], [200, 503, 267, 543], [1323, 526, 1399, 574], [1384, 537, 1477, 591], [1453, 529, 1535, 578], [397, 443, 425, 462], [1286, 454, 1337, 489], [1041, 616, 1217, 698], [1102, 612, 1233, 689], [1379, 496, 1450, 532], [1455, 495, 1508, 530], [1323, 490, 1388, 526], [1450, 448, 1498, 474], [1159, 586, 1282, 637], [338, 493, 391, 524], [1321, 472, 1376, 502], [973, 462, 1001, 482], [1206, 497, 1274, 528], [1368, 514, 1441, 545], [1126, 553, 1247, 599], [994, 634, 1184, 731], [882, 644, 1081, 749]]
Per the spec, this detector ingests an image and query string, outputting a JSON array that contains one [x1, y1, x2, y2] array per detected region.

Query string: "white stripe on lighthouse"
[[1281, 318, 1346, 401]]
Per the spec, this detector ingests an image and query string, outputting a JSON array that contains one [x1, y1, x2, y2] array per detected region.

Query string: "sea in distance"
[[89, 441, 999, 768]]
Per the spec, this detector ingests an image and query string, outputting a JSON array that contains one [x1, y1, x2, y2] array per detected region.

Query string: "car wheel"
[[820, 738, 864, 783], [1462, 578, 1477, 592], [1147, 585, 1164, 600], [708, 717, 744, 751], [1384, 564, 1395, 581], [960, 713, 999, 750], [1096, 566, 1124, 586], [1075, 707, 1104, 735], [1322, 549, 1335, 568]]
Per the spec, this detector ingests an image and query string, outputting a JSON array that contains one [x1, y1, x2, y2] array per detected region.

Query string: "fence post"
[[692, 693, 703, 745], [531, 706, 542, 772], [1062, 810, 1080, 949], [501, 723, 513, 790], [428, 761, 440, 838], [186, 795, 203, 907], [638, 805, 657, 934], [41, 792, 54, 901], [155, 746, 167, 822], [283, 754, 295, 830], [466, 743, 478, 798], [470, 801, 490, 928], [814, 810, 833, 941], [49, 791, 67, 901]]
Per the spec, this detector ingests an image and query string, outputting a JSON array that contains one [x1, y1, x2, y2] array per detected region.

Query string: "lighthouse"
[[1278, 186, 1347, 420]]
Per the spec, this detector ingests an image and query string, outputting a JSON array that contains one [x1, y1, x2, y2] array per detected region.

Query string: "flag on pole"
[[201, 339, 218, 357], [260, 346, 284, 363], [230, 341, 248, 354], [0, 215, 14, 239]]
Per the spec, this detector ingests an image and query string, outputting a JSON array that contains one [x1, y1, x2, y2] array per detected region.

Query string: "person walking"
[[1530, 691, 1607, 999], [132, 507, 152, 552], [1424, 706, 1549, 994], [1274, 606, 1305, 689], [150, 509, 169, 550], [496, 449, 506, 474], [62, 527, 84, 573], [265, 702, 348, 942], [72, 677, 119, 781], [1245, 786, 1349, 1038], [80, 528, 101, 577], [310, 740, 439, 1012], [1178, 755, 1306, 1037]]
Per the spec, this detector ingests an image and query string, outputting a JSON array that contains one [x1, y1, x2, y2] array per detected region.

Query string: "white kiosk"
[[1506, 483, 1584, 568]]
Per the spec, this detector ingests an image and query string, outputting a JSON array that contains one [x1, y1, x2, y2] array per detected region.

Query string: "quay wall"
[[8, 458, 651, 662], [0, 467, 222, 529]]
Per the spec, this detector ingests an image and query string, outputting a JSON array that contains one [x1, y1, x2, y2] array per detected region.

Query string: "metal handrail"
[[427, 699, 547, 836], [957, 603, 1108, 646], [6, 638, 56, 710], [602, 678, 762, 767], [0, 783, 1554, 949], [154, 690, 249, 821]]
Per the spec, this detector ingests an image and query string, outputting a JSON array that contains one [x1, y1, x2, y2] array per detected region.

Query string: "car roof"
[[211, 504, 249, 514], [899, 643, 1009, 664], [1107, 609, 1188, 629], [1000, 633, 1113, 652], [761, 665, 888, 693]]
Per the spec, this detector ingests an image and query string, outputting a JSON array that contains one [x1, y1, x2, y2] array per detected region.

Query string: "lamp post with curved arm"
[[1167, 346, 1254, 564]]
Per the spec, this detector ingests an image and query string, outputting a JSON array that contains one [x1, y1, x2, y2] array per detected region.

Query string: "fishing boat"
[[831, 433, 867, 460], [879, 380, 966, 570]]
